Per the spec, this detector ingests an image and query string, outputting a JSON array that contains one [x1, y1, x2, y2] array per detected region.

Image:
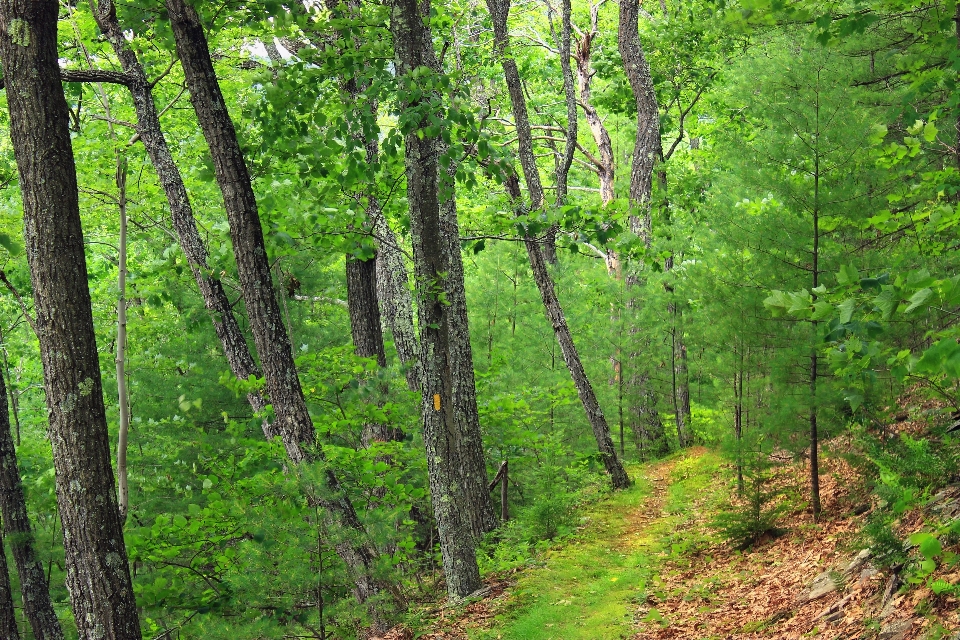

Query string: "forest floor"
[[397, 440, 960, 640]]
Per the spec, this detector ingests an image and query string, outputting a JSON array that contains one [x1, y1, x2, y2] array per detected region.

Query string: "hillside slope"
[[401, 448, 960, 640]]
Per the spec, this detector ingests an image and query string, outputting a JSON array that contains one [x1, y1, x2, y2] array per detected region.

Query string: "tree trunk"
[[164, 0, 393, 628], [574, 5, 615, 207], [115, 153, 131, 524], [486, 0, 630, 489], [90, 0, 272, 437], [0, 543, 17, 640], [0, 2, 142, 637], [374, 214, 420, 391], [540, 0, 577, 265], [504, 175, 631, 488], [439, 189, 501, 538], [406, 0, 498, 539], [618, 0, 661, 241], [0, 368, 63, 640], [391, 0, 483, 599]]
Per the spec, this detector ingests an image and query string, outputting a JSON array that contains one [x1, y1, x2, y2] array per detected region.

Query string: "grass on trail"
[[468, 448, 724, 640]]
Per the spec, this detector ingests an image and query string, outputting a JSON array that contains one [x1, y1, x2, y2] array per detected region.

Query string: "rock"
[[882, 570, 903, 608], [859, 564, 879, 584], [878, 619, 913, 640], [801, 571, 838, 603], [879, 595, 902, 620], [843, 549, 872, 578], [815, 594, 851, 622]]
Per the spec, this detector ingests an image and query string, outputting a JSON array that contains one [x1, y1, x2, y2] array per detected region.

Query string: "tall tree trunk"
[[618, 1, 665, 452], [374, 215, 420, 391], [0, 2, 142, 637], [0, 543, 17, 640], [540, 0, 577, 264], [618, 0, 661, 241], [0, 366, 63, 640], [407, 0, 498, 539], [503, 174, 631, 488], [90, 0, 272, 437], [486, 0, 630, 489], [439, 187, 501, 538], [810, 154, 821, 520], [391, 0, 484, 599], [115, 153, 131, 524], [346, 254, 401, 446], [164, 0, 393, 629]]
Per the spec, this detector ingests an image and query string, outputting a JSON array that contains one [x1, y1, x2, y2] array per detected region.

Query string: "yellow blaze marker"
[[433, 394, 441, 411]]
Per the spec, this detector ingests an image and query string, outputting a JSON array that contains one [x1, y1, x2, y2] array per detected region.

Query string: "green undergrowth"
[[464, 449, 726, 640]]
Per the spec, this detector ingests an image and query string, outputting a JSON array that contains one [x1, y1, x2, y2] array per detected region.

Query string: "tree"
[[163, 0, 395, 628], [390, 0, 486, 598], [0, 364, 62, 639], [485, 0, 631, 489], [0, 1, 142, 637]]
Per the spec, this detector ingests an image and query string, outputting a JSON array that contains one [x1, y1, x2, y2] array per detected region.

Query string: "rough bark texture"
[[0, 544, 18, 640], [91, 0, 272, 437], [0, 332, 64, 640], [374, 215, 420, 391], [487, 0, 630, 490], [554, 0, 577, 210], [164, 0, 392, 628], [347, 254, 401, 446], [0, 2, 143, 638], [400, 0, 497, 539], [346, 257, 387, 371], [505, 176, 630, 487], [392, 0, 483, 599], [166, 0, 315, 457], [439, 187, 501, 538], [618, 0, 661, 240]]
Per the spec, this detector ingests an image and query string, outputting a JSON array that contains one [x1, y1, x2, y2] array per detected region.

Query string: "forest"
[[0, 0, 958, 638]]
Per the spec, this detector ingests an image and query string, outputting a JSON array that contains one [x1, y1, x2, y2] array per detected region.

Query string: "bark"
[[346, 254, 401, 446], [553, 0, 577, 211], [439, 186, 500, 538], [164, 0, 393, 628], [486, 0, 630, 489], [405, 0, 498, 538], [617, 0, 660, 241], [115, 154, 130, 525], [504, 174, 631, 488], [374, 215, 420, 391], [90, 0, 272, 438], [0, 368, 63, 640], [0, 2, 142, 637], [166, 0, 310, 463], [0, 544, 17, 640], [540, 0, 577, 265], [391, 0, 483, 599], [574, 5, 615, 208]]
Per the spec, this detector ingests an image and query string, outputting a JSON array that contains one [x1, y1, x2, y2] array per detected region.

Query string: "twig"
[[0, 270, 38, 337]]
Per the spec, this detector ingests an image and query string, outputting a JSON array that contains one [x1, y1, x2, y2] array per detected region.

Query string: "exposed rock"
[[878, 619, 913, 640], [879, 595, 902, 620], [882, 570, 903, 608], [843, 548, 872, 577], [799, 570, 838, 603], [815, 593, 852, 622]]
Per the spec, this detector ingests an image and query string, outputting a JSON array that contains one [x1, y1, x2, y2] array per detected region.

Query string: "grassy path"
[[468, 449, 721, 640]]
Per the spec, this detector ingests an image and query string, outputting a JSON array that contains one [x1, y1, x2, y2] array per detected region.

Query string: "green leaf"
[[837, 264, 860, 286], [904, 288, 933, 314], [0, 233, 22, 256], [838, 298, 855, 324]]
